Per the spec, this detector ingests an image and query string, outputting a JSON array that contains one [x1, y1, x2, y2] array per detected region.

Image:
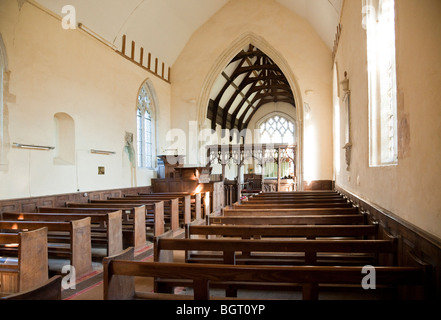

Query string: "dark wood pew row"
[[256, 191, 342, 196], [0, 219, 92, 279], [223, 207, 359, 216], [234, 202, 354, 209], [1, 275, 61, 300], [103, 247, 431, 300], [0, 227, 48, 295], [65, 201, 165, 239], [244, 198, 349, 204], [138, 192, 206, 221], [140, 191, 211, 219], [90, 199, 180, 232], [185, 224, 379, 241], [38, 206, 147, 251], [123, 195, 192, 225], [1, 211, 123, 259], [249, 193, 342, 199], [154, 237, 398, 267], [206, 214, 367, 226]]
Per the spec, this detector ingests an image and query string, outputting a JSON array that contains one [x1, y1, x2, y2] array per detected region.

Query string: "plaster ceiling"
[[34, 0, 342, 68]]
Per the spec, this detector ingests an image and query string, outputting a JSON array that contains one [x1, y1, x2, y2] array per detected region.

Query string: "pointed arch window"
[[137, 82, 155, 169], [259, 115, 296, 145], [258, 114, 296, 178]]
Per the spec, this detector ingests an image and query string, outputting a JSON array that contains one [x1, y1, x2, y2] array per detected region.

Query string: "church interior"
[[0, 0, 440, 304]]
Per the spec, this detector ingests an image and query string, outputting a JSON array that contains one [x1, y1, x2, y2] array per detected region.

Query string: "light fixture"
[[90, 149, 116, 155], [13, 143, 55, 151]]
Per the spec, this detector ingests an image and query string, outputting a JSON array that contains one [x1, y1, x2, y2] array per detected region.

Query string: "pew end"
[[103, 247, 136, 300]]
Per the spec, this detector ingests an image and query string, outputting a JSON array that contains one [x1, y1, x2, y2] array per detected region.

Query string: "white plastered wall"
[[170, 0, 334, 188], [0, 0, 171, 199], [334, 0, 441, 239]]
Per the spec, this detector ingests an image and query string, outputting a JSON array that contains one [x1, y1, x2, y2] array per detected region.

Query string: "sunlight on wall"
[[303, 123, 318, 182], [333, 65, 341, 177]]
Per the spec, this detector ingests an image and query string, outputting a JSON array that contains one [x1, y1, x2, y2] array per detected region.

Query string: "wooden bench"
[[143, 192, 212, 219], [154, 237, 398, 266], [0, 218, 92, 278], [249, 192, 344, 198], [249, 195, 346, 201], [66, 201, 165, 238], [90, 199, 180, 232], [257, 191, 341, 196], [185, 224, 379, 240], [38, 206, 146, 251], [223, 207, 359, 216], [234, 202, 354, 209], [138, 192, 204, 221], [120, 195, 192, 226], [0, 227, 48, 295], [0, 275, 61, 300], [2, 211, 123, 259], [103, 247, 430, 300], [207, 214, 367, 226]]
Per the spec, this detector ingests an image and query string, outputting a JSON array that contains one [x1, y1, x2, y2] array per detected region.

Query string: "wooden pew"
[[0, 219, 92, 278], [250, 195, 345, 201], [111, 196, 190, 227], [90, 199, 179, 232], [0, 227, 48, 295], [123, 195, 192, 225], [185, 224, 379, 240], [138, 192, 204, 221], [38, 206, 146, 251], [249, 193, 344, 198], [257, 191, 341, 196], [103, 247, 430, 300], [234, 202, 354, 209], [65, 201, 165, 238], [1, 211, 123, 258], [142, 192, 211, 219], [223, 207, 359, 216], [207, 214, 367, 226], [154, 237, 398, 266], [1, 275, 61, 300]]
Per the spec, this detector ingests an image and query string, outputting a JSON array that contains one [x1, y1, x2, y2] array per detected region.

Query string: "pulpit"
[[152, 165, 224, 214], [156, 154, 185, 179]]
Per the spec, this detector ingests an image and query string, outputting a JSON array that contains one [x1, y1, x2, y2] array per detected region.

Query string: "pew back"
[[103, 248, 429, 300], [0, 227, 48, 294], [0, 218, 92, 278]]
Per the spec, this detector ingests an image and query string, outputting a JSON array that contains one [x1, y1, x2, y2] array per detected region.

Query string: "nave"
[[0, 190, 432, 301]]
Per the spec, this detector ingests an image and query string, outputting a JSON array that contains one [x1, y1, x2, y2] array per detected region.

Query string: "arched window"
[[258, 114, 296, 178], [259, 115, 296, 145], [137, 81, 155, 168]]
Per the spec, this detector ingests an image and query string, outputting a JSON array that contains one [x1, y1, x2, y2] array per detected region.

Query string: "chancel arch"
[[197, 32, 304, 188]]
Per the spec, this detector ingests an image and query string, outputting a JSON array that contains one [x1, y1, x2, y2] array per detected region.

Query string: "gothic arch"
[[136, 78, 159, 168], [196, 32, 305, 189]]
